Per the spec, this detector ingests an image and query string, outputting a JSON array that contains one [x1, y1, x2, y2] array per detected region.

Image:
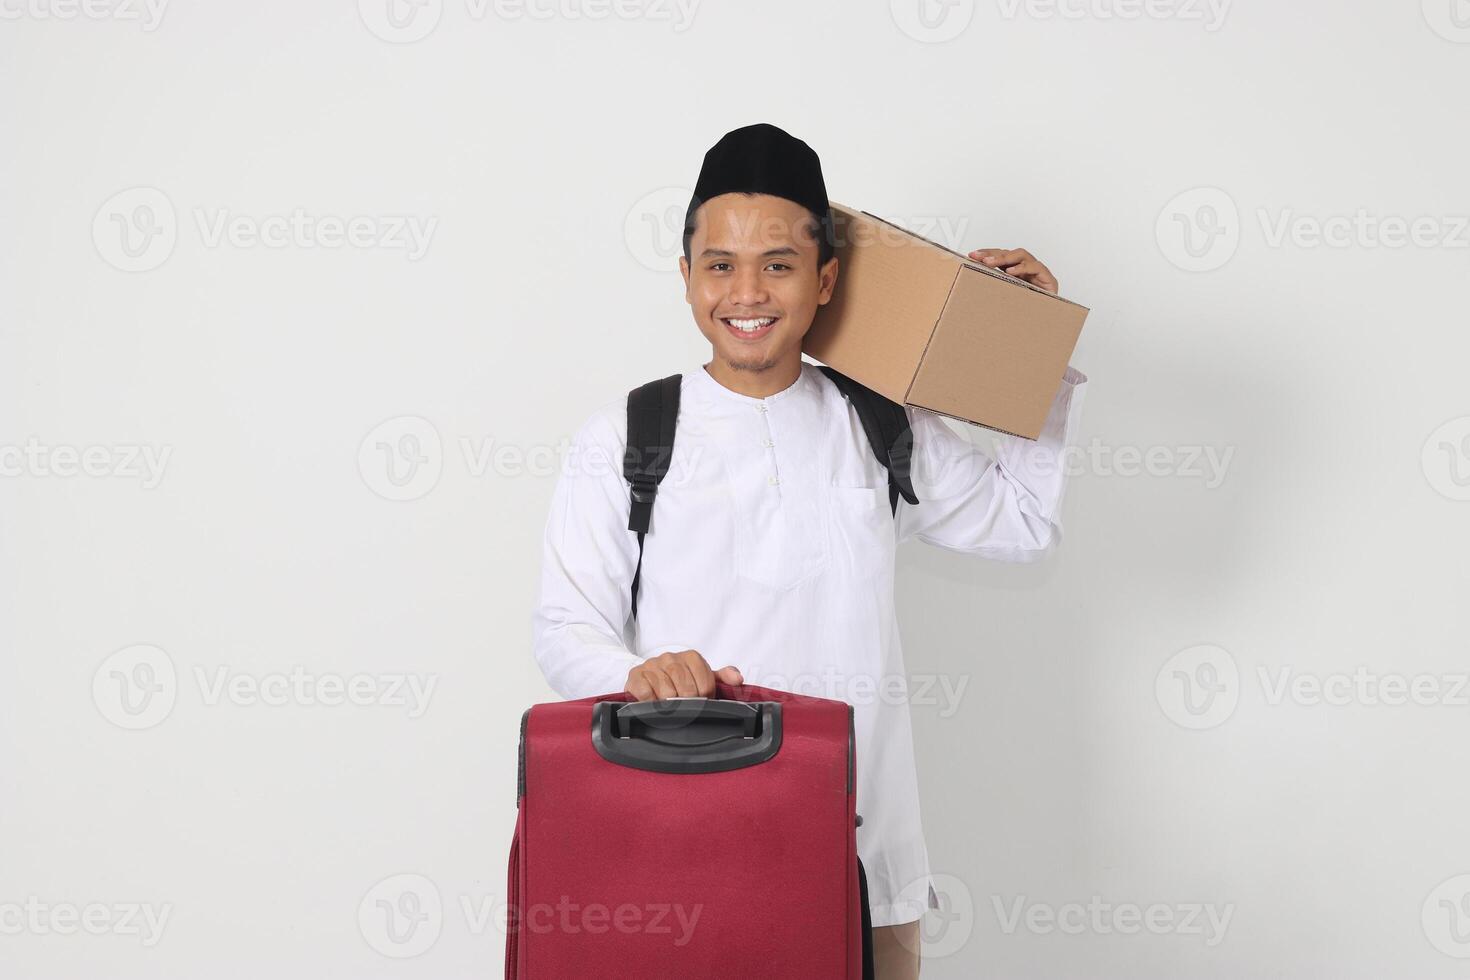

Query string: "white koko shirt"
[[531, 358, 1088, 927]]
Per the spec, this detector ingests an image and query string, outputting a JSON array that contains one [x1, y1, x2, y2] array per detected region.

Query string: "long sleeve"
[[895, 366, 1088, 558], [530, 408, 645, 700]]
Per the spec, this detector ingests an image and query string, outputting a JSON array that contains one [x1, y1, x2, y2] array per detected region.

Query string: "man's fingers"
[[668, 658, 706, 697], [625, 672, 657, 702], [969, 247, 1029, 267], [715, 665, 744, 686], [681, 655, 718, 697], [1002, 259, 1058, 289], [645, 667, 679, 700], [969, 248, 1059, 293]]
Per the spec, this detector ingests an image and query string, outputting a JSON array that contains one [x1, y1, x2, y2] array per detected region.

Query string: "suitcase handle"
[[591, 699, 783, 774]]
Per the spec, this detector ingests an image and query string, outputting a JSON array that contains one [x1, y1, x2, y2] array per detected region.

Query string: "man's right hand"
[[625, 650, 744, 701]]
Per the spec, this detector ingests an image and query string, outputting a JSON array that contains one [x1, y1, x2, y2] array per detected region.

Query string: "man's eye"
[[709, 262, 731, 272], [766, 263, 791, 272]]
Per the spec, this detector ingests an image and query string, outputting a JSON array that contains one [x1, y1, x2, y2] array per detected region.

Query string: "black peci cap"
[[684, 123, 833, 254]]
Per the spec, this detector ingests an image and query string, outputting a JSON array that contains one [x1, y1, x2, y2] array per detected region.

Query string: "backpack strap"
[[818, 366, 919, 516], [623, 374, 682, 620]]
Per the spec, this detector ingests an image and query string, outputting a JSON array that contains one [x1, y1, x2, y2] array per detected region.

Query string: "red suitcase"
[[505, 682, 875, 978]]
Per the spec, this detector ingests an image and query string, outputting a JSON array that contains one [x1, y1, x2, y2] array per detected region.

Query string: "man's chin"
[[717, 344, 784, 374]]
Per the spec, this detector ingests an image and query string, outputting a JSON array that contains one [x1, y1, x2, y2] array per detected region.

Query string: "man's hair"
[[682, 194, 836, 270]]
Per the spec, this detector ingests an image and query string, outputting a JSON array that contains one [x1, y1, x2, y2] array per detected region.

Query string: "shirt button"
[[767, 475, 779, 486], [762, 438, 774, 448], [756, 405, 767, 414]]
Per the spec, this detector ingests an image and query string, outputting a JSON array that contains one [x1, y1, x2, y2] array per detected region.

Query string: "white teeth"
[[727, 317, 775, 332]]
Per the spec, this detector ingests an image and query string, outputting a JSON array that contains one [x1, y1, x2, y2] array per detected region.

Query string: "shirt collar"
[[690, 360, 814, 408]]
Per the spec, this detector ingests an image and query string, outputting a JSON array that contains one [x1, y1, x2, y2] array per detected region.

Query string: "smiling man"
[[532, 123, 1088, 978]]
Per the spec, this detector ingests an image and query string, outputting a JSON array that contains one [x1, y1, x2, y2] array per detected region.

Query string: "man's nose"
[[727, 267, 769, 307]]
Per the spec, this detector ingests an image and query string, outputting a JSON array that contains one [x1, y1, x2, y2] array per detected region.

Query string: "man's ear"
[[816, 255, 839, 305], [679, 255, 691, 301]]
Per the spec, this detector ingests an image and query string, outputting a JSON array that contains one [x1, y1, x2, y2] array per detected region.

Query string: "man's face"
[[679, 193, 839, 377]]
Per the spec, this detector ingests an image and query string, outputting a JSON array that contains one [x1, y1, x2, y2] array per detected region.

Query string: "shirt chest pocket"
[[825, 485, 895, 573]]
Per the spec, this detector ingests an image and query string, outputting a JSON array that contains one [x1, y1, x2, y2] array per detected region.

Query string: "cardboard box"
[[804, 202, 1088, 440]]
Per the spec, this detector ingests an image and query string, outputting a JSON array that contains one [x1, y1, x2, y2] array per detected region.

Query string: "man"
[[532, 123, 1087, 978]]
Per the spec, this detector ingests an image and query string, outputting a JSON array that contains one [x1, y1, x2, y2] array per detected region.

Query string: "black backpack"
[[622, 365, 919, 619]]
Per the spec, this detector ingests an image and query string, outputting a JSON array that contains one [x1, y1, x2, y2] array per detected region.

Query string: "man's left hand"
[[967, 248, 1059, 294]]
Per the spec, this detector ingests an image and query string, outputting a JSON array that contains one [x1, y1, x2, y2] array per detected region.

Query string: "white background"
[[3, 0, 1469, 977]]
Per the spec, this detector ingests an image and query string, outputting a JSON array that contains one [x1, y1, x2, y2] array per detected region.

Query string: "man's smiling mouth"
[[721, 316, 779, 338]]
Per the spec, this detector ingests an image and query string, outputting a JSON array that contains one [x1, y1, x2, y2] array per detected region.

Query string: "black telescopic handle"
[[615, 698, 760, 742], [591, 699, 783, 774]]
